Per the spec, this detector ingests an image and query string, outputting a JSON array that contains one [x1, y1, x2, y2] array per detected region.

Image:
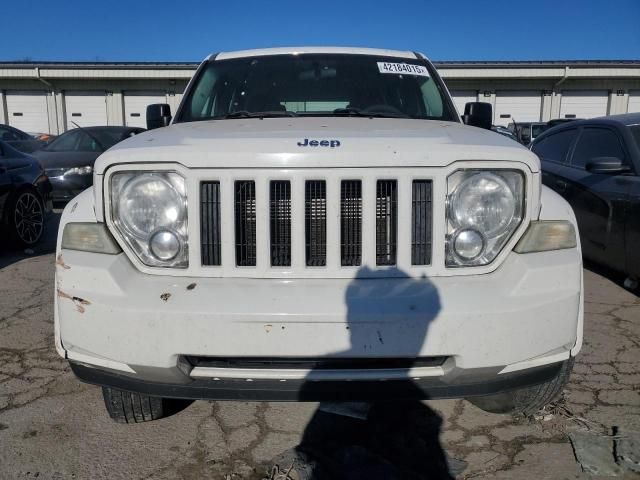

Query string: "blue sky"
[[5, 0, 639, 62]]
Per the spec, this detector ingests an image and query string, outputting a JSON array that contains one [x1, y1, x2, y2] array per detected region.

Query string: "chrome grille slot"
[[235, 181, 257, 267], [411, 180, 432, 265], [376, 179, 398, 266], [340, 180, 362, 267], [200, 181, 222, 266], [305, 180, 327, 266], [270, 180, 291, 267]]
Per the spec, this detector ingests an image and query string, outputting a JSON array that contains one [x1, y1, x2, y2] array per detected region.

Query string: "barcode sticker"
[[377, 62, 430, 77]]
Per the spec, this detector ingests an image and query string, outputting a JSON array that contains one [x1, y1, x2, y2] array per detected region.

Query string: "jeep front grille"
[[199, 176, 432, 270]]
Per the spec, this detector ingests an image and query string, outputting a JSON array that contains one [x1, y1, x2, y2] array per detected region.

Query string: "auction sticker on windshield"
[[377, 62, 430, 77]]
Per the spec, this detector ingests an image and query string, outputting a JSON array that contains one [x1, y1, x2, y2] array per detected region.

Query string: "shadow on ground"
[[583, 259, 639, 298]]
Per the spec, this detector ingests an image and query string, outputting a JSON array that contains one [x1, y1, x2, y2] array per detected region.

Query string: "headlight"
[[446, 170, 524, 266], [110, 171, 188, 267], [64, 165, 93, 176]]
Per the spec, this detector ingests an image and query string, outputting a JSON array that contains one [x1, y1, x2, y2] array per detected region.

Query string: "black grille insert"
[[376, 180, 398, 265], [186, 356, 448, 370], [235, 181, 257, 266], [305, 180, 327, 266], [270, 180, 291, 267], [340, 180, 362, 266], [411, 180, 432, 265], [200, 181, 222, 266]]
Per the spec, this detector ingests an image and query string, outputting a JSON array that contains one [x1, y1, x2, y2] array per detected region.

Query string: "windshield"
[[45, 129, 131, 152], [177, 54, 458, 122]]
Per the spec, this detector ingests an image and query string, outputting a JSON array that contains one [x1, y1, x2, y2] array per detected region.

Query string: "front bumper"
[[56, 243, 582, 399], [48, 174, 92, 205]]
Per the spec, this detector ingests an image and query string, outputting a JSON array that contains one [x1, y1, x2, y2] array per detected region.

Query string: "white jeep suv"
[[54, 47, 582, 423]]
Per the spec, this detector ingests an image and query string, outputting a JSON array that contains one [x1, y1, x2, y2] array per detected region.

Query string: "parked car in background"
[[491, 125, 518, 142], [0, 124, 46, 153], [0, 140, 51, 246], [32, 126, 144, 206], [531, 113, 640, 283], [546, 118, 580, 129], [509, 121, 548, 145]]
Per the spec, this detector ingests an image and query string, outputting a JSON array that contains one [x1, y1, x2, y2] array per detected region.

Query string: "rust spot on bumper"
[[56, 254, 70, 270], [57, 289, 91, 313], [160, 293, 172, 302]]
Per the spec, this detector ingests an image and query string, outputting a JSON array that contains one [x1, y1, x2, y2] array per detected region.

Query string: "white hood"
[[95, 117, 539, 173]]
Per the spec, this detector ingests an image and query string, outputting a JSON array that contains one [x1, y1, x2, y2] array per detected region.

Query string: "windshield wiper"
[[332, 107, 410, 119], [223, 110, 298, 119]]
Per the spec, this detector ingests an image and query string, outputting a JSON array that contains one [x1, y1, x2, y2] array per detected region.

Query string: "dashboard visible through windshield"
[[176, 54, 458, 123]]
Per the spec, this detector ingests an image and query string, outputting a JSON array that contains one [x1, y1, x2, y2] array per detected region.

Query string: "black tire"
[[467, 358, 574, 416], [6, 189, 45, 247], [102, 387, 166, 423]]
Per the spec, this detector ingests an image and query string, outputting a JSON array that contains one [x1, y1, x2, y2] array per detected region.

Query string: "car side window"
[[571, 127, 627, 170], [76, 131, 103, 152], [531, 129, 578, 164]]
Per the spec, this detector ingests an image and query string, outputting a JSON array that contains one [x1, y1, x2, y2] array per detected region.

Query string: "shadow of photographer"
[[270, 266, 455, 480]]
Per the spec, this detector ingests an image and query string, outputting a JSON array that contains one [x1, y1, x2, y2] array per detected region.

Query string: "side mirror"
[[146, 104, 172, 130], [462, 102, 492, 130], [586, 157, 631, 174]]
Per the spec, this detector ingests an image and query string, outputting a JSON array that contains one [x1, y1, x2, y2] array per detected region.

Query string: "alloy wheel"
[[13, 192, 44, 245]]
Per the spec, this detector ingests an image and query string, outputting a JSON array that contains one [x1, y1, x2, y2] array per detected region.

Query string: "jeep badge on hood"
[[297, 138, 341, 147]]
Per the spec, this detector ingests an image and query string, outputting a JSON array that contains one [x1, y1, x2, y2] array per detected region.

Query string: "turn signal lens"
[[61, 222, 122, 254], [514, 221, 576, 253]]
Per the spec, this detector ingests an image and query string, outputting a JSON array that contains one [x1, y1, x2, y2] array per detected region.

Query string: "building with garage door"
[[1, 60, 639, 134]]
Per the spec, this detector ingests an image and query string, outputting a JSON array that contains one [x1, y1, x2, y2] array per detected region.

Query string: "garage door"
[[450, 90, 477, 116], [628, 91, 640, 113], [560, 90, 609, 119], [124, 92, 167, 128], [494, 91, 542, 126], [5, 91, 50, 133], [64, 92, 108, 128]]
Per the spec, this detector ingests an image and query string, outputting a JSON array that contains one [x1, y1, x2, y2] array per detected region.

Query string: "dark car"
[[0, 124, 46, 153], [531, 113, 640, 281], [508, 121, 549, 145], [32, 126, 144, 206], [0, 140, 52, 246]]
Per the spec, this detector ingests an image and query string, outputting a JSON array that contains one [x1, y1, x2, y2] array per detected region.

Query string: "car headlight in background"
[[64, 165, 93, 176], [446, 169, 524, 267], [110, 171, 188, 268]]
